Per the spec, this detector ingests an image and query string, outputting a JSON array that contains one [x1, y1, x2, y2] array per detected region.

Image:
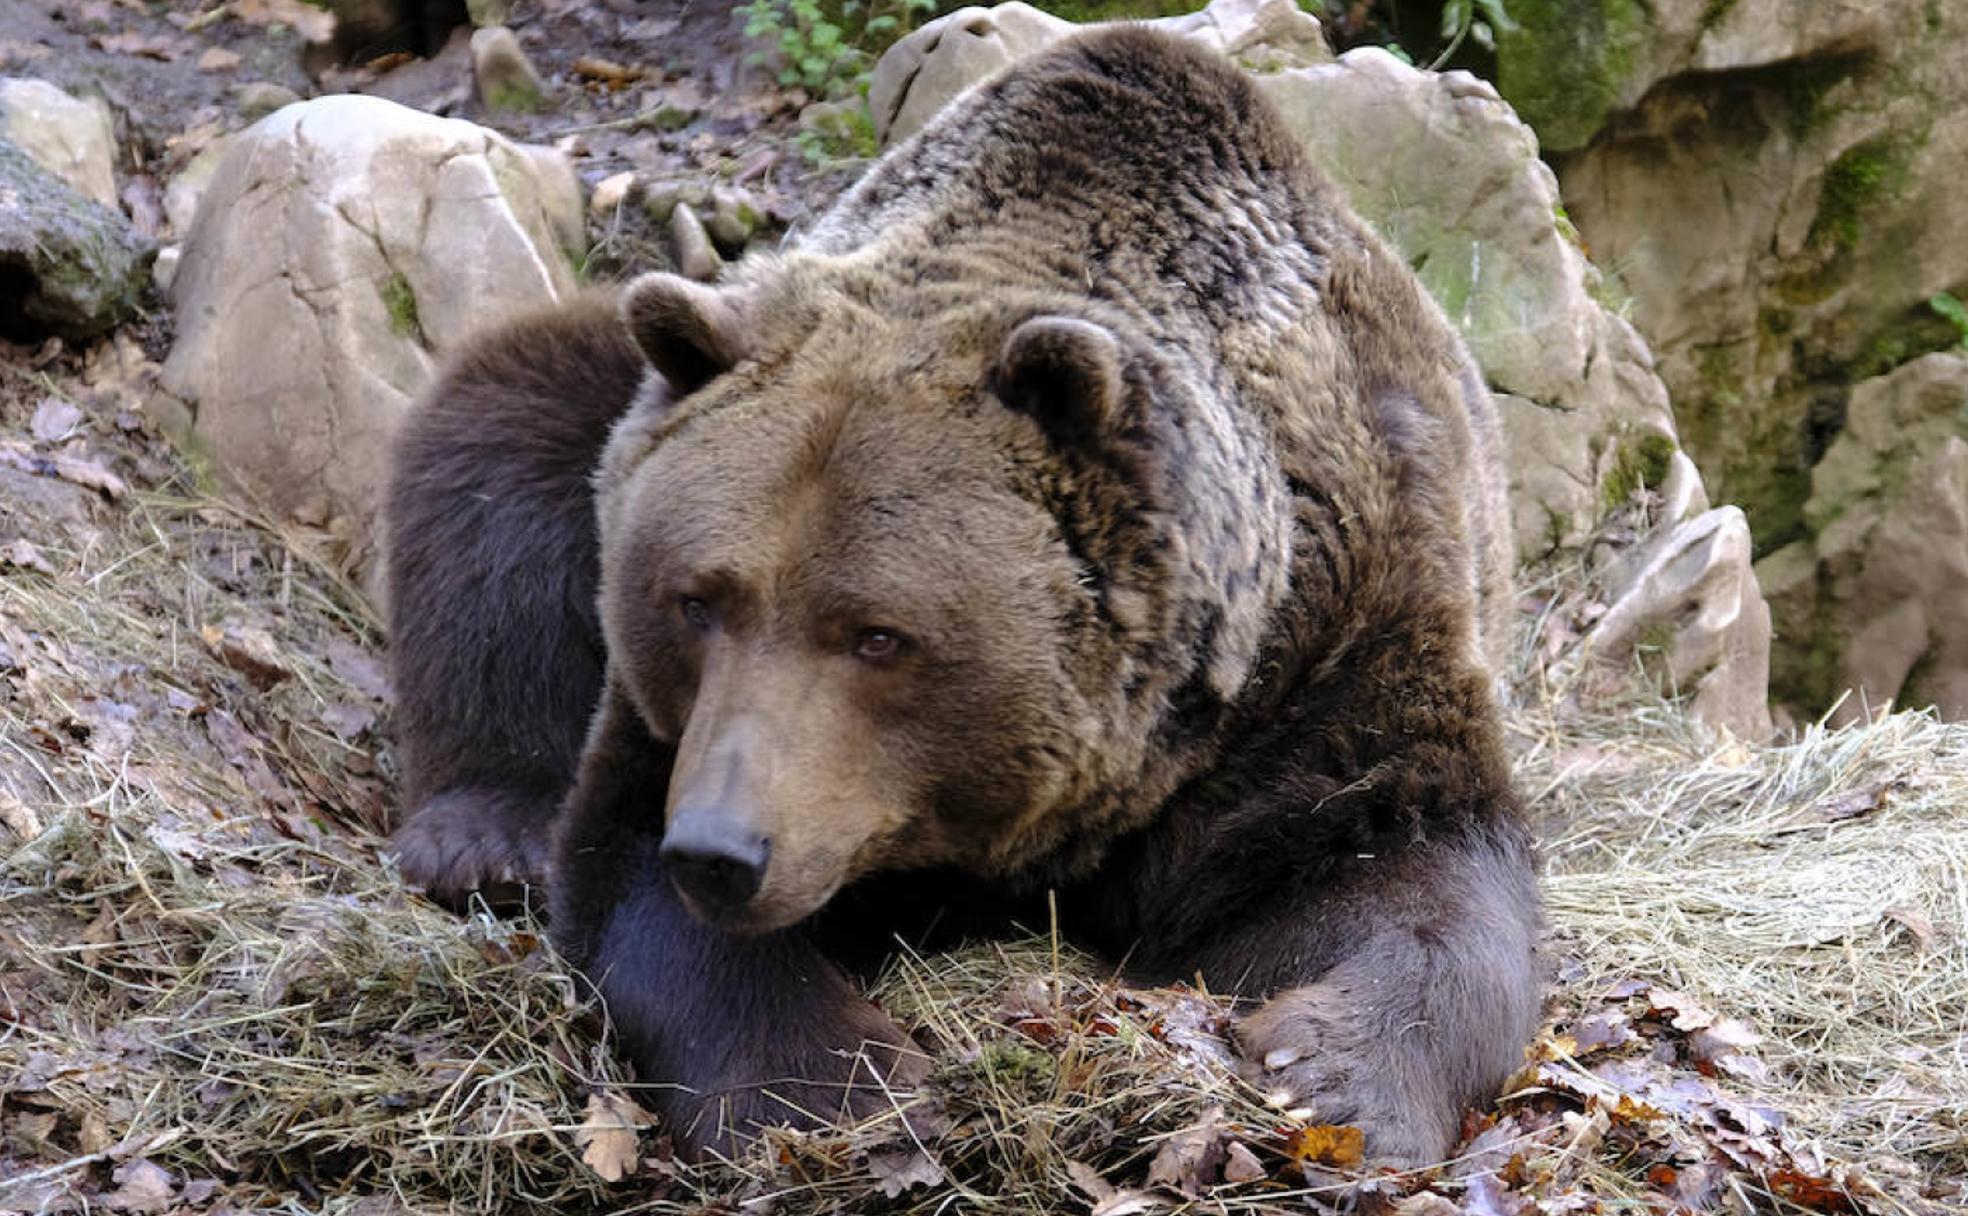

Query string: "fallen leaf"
[[1883, 906, 1939, 949], [2, 538, 54, 575], [96, 30, 184, 59], [234, 0, 335, 42], [30, 397, 83, 441], [1147, 1115, 1227, 1196], [574, 55, 645, 84], [1221, 1140, 1266, 1184], [13, 1109, 57, 1143], [867, 1147, 944, 1198], [1284, 1123, 1364, 1169], [577, 1092, 649, 1183], [1643, 987, 1715, 1032], [197, 45, 241, 71], [1767, 1165, 1858, 1213], [321, 700, 377, 740], [1570, 1010, 1637, 1055], [0, 441, 128, 499], [1066, 1159, 1116, 1204], [106, 1158, 176, 1213], [201, 621, 290, 689], [326, 638, 393, 702], [1391, 1194, 1462, 1216]]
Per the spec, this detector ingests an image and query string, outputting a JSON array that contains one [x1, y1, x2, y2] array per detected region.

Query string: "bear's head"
[[592, 262, 1290, 933]]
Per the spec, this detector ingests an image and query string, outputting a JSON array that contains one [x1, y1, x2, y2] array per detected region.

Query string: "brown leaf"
[[867, 1147, 944, 1198], [0, 441, 128, 499], [1767, 1166, 1858, 1213], [326, 637, 393, 702], [1221, 1140, 1266, 1184], [1642, 986, 1715, 1032], [577, 1092, 649, 1183], [234, 0, 335, 42], [1147, 1116, 1228, 1196], [1884, 906, 1939, 949], [197, 45, 240, 71], [320, 700, 377, 740], [0, 538, 54, 576], [1284, 1124, 1364, 1169], [574, 55, 645, 84], [1066, 1159, 1117, 1204], [1687, 1018, 1760, 1063], [96, 30, 184, 59], [106, 1159, 176, 1213], [201, 621, 290, 689]]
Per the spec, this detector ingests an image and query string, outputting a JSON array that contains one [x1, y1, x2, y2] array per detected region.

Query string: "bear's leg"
[[385, 296, 648, 904], [1219, 825, 1540, 1165], [551, 686, 928, 1157]]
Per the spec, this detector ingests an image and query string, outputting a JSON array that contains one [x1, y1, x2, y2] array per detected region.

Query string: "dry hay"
[[1, 346, 1963, 1214]]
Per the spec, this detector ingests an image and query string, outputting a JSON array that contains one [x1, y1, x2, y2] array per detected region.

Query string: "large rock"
[[1590, 507, 1773, 739], [159, 95, 583, 576], [1757, 355, 1968, 723], [0, 77, 118, 209], [1496, 0, 1898, 155], [1501, 0, 1968, 716], [870, 0, 1328, 145], [0, 138, 152, 340], [866, 0, 1773, 735]]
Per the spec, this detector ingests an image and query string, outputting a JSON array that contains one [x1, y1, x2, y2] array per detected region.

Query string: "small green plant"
[[1431, 0, 1517, 69], [736, 0, 940, 100], [1930, 292, 1968, 350]]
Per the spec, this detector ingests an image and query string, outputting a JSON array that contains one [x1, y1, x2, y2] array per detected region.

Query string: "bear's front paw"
[[389, 788, 554, 907], [668, 1002, 930, 1159], [1233, 986, 1452, 1166]]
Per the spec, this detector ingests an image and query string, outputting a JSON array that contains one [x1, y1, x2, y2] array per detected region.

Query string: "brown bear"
[[384, 25, 1540, 1165]]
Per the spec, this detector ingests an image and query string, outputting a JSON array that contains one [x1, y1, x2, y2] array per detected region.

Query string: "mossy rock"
[[1495, 0, 1649, 153], [0, 137, 154, 340]]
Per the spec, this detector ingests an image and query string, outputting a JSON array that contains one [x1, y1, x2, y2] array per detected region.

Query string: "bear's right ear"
[[621, 273, 752, 394], [993, 316, 1125, 444]]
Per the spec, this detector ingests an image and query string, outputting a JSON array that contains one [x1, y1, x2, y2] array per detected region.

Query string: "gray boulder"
[[1758, 355, 1968, 723], [0, 77, 119, 210], [158, 95, 583, 582], [0, 138, 152, 340]]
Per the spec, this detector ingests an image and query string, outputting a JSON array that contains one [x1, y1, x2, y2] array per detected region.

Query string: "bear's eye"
[[853, 628, 908, 664], [680, 596, 713, 630]]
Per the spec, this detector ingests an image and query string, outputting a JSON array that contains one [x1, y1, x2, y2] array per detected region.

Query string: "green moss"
[[1775, 57, 1859, 139], [1495, 0, 1648, 153], [1809, 136, 1914, 253], [1601, 432, 1677, 509], [380, 274, 422, 342]]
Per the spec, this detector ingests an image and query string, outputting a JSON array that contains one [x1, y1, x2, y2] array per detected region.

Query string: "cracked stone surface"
[[158, 93, 583, 584], [0, 76, 118, 209], [1757, 355, 1968, 724], [0, 136, 153, 340]]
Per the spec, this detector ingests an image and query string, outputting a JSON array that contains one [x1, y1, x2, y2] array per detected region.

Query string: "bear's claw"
[[389, 787, 554, 907]]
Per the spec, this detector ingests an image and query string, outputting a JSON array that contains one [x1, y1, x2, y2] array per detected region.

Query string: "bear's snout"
[[661, 809, 771, 919]]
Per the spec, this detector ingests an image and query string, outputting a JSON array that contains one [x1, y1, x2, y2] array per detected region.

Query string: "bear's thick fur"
[[385, 26, 1540, 1164]]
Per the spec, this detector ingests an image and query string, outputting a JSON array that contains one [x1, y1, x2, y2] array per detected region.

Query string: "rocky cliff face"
[[1498, 0, 1968, 719]]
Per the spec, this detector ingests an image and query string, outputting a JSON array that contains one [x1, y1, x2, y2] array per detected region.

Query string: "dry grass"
[[1, 353, 1963, 1214]]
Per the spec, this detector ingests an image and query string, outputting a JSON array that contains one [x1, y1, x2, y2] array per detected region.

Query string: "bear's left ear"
[[621, 273, 753, 394], [993, 316, 1124, 443]]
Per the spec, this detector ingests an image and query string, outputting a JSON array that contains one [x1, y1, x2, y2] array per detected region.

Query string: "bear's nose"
[[660, 811, 770, 916]]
